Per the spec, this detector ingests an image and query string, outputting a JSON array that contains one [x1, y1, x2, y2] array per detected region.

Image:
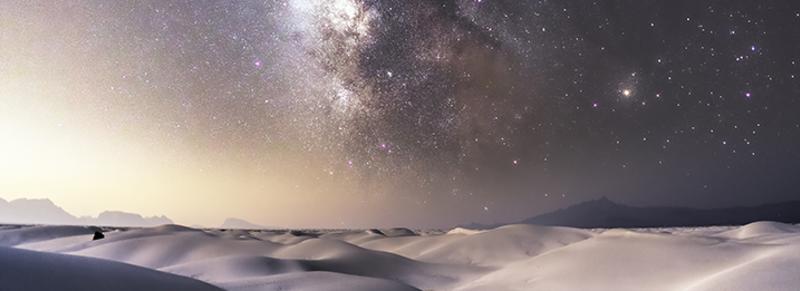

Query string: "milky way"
[[2, 1, 800, 227]]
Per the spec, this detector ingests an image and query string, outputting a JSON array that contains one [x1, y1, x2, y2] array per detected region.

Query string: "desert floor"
[[2, 222, 800, 291]]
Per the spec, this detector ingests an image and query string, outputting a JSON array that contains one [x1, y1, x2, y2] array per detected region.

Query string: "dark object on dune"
[[289, 230, 310, 236], [92, 231, 105, 240], [367, 229, 386, 236]]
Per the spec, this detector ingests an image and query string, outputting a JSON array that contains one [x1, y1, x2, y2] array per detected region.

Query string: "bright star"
[[622, 89, 631, 97]]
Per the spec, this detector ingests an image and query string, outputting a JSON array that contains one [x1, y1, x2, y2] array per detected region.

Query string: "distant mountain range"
[[466, 197, 800, 229], [0, 197, 172, 227], [220, 218, 267, 229]]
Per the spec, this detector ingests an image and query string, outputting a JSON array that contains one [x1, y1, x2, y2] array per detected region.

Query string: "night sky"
[[2, 0, 800, 227]]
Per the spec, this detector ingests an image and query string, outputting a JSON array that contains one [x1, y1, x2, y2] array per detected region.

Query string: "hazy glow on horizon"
[[0, 84, 364, 227], [0, 81, 305, 227], [0, 32, 364, 228]]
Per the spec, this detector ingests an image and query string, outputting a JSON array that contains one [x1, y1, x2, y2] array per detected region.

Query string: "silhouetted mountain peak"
[[585, 196, 617, 206], [0, 198, 76, 224], [220, 218, 267, 229], [12, 198, 59, 208], [0, 197, 172, 227], [561, 196, 625, 213], [521, 198, 800, 228], [90, 211, 173, 227]]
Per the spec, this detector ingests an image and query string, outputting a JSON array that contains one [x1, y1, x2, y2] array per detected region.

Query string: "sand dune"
[[0, 225, 98, 247], [355, 224, 593, 267], [0, 246, 221, 291], [3, 221, 800, 290]]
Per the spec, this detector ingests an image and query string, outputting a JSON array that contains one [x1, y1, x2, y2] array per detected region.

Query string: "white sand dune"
[[0, 246, 221, 291], [215, 271, 420, 291], [3, 221, 800, 290], [0, 225, 98, 247], [355, 224, 593, 267]]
